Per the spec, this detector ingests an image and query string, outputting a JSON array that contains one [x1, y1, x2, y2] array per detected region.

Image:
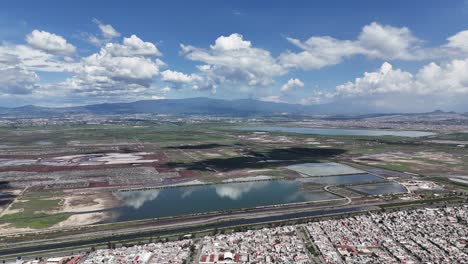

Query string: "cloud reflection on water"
[[116, 181, 293, 209], [116, 190, 160, 209], [214, 181, 269, 200]]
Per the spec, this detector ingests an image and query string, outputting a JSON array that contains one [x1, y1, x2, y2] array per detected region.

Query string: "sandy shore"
[[56, 191, 120, 227], [53, 211, 113, 228], [62, 191, 118, 213], [0, 191, 120, 235]]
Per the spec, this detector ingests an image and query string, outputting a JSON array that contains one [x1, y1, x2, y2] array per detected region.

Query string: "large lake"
[[110, 180, 339, 222], [239, 126, 435, 137]]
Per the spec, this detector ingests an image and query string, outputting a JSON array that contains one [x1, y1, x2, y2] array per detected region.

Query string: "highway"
[[0, 201, 377, 257], [1, 192, 461, 258]]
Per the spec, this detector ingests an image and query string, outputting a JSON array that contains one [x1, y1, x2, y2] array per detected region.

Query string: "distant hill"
[[77, 98, 315, 115], [0, 98, 319, 117], [0, 97, 462, 117]]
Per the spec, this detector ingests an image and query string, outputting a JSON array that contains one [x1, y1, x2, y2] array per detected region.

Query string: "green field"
[[10, 199, 61, 212], [1, 194, 65, 229], [0, 212, 71, 229]]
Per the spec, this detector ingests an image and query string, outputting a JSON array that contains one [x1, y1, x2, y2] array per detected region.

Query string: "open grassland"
[[0, 190, 68, 229], [431, 132, 468, 141], [2, 123, 467, 177], [0, 212, 71, 229], [10, 199, 61, 212]]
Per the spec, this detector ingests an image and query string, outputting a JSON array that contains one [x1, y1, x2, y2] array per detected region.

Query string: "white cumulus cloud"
[[161, 70, 202, 85], [358, 22, 420, 60], [210, 33, 252, 51], [279, 22, 423, 70], [0, 45, 75, 72], [280, 78, 304, 92], [446, 30, 468, 52], [93, 19, 120, 39], [105, 35, 162, 57], [308, 60, 468, 112], [87, 19, 121, 46], [26, 30, 76, 56], [336, 62, 414, 96], [180, 33, 286, 91], [63, 35, 164, 94], [0, 64, 39, 94]]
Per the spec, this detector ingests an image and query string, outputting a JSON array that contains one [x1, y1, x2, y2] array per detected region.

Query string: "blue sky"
[[1, 0, 468, 112]]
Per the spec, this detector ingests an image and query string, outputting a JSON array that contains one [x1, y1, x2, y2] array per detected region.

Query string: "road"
[[324, 185, 352, 205], [1, 192, 459, 257], [0, 203, 378, 257]]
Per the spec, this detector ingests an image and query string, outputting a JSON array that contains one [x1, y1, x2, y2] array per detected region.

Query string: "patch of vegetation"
[[377, 163, 412, 172], [10, 199, 61, 212], [0, 212, 71, 229], [165, 143, 229, 150], [3, 193, 65, 229], [21, 190, 63, 200], [167, 147, 346, 172], [380, 197, 464, 209], [307, 245, 319, 256], [434, 132, 468, 141]]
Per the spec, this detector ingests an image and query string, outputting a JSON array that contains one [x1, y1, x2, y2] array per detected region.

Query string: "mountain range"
[[0, 97, 465, 117]]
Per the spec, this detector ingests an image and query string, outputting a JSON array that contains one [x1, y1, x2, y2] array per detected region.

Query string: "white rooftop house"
[[46, 258, 63, 264]]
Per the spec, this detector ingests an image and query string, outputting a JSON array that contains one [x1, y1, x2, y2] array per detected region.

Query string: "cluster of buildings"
[[12, 206, 467, 264], [85, 240, 192, 264], [23, 240, 193, 264], [199, 226, 311, 264], [307, 206, 468, 263], [0, 114, 246, 127], [294, 114, 468, 132], [372, 206, 467, 263]]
